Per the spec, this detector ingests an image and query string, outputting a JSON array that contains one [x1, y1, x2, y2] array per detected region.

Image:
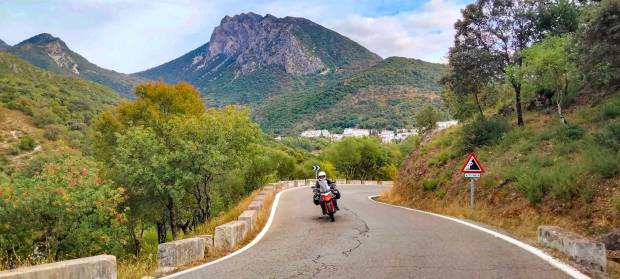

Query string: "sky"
[[0, 0, 472, 73]]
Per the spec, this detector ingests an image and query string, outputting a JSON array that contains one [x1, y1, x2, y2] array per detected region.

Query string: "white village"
[[295, 120, 459, 143]]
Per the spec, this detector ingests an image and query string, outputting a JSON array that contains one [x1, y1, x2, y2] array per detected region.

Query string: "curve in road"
[[166, 184, 585, 279]]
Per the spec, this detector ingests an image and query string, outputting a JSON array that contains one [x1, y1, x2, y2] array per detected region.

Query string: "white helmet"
[[318, 171, 326, 177]]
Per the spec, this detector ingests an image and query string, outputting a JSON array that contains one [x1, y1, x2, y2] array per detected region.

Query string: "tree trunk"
[[558, 75, 568, 125], [156, 220, 167, 244], [513, 83, 524, 126], [127, 222, 141, 256], [473, 91, 485, 120], [167, 194, 178, 240]]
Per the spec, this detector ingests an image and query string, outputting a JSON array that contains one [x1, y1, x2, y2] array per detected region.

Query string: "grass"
[[117, 186, 277, 279]]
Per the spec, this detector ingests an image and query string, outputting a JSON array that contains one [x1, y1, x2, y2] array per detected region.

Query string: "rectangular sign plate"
[[464, 173, 481, 178]]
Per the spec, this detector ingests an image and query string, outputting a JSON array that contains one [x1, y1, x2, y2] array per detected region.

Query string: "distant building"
[[300, 130, 331, 138], [395, 129, 418, 142], [379, 130, 395, 143], [437, 120, 459, 130], [343, 128, 370, 137]]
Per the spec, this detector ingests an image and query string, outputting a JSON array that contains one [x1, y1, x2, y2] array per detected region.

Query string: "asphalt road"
[[174, 184, 571, 279]]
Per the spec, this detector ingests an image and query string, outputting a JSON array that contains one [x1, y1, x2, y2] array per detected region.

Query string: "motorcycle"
[[313, 186, 340, 222], [320, 191, 337, 222]]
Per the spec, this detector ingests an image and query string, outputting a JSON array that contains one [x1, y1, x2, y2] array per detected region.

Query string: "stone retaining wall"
[[0, 255, 116, 279], [538, 225, 607, 271]]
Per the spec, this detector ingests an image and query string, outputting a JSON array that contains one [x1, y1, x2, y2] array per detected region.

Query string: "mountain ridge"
[[7, 33, 142, 98], [0, 39, 10, 50]]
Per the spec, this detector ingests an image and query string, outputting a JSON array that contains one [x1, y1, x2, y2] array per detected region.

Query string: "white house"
[[300, 130, 331, 138], [379, 130, 395, 143], [437, 120, 459, 130], [343, 128, 370, 137]]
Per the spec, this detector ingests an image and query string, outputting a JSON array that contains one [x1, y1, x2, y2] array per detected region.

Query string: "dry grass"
[[118, 187, 277, 279]]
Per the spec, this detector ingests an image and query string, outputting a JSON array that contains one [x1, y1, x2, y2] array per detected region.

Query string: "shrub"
[[515, 170, 547, 204], [558, 124, 585, 140], [43, 125, 66, 141], [461, 117, 510, 150], [17, 135, 36, 151], [594, 120, 620, 150], [422, 178, 440, 191], [584, 145, 619, 178], [600, 99, 620, 119]]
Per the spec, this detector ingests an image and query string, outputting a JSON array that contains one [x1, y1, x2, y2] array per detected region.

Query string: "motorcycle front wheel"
[[329, 213, 335, 222]]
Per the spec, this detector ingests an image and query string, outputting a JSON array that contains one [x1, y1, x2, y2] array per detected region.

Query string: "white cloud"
[[325, 0, 464, 63]]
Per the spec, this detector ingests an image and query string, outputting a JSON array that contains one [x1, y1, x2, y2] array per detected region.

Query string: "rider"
[[314, 171, 339, 211]]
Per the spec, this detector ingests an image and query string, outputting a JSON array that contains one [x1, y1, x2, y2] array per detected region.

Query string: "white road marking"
[[163, 185, 309, 278], [368, 195, 590, 279]]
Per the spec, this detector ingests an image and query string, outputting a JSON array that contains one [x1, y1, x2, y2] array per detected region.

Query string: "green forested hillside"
[[255, 57, 447, 134], [8, 33, 142, 98], [0, 52, 121, 130]]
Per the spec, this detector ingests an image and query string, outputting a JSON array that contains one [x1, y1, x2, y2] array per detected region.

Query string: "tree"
[[521, 35, 578, 124], [0, 155, 125, 267], [574, 0, 620, 92], [450, 0, 542, 126], [321, 137, 391, 180], [415, 106, 440, 133], [91, 82, 205, 244]]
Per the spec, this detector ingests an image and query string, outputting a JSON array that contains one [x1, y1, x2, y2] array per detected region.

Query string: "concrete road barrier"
[[538, 226, 607, 271], [157, 237, 206, 273], [379, 181, 394, 186], [248, 200, 263, 211], [196, 235, 214, 256], [0, 255, 116, 279], [364, 180, 377, 185], [214, 221, 247, 251], [348, 180, 362, 184], [254, 194, 266, 202], [238, 210, 258, 231], [336, 179, 346, 185], [264, 185, 275, 193]]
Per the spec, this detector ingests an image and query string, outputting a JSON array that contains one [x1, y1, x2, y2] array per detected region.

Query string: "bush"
[[422, 178, 440, 191], [0, 156, 126, 265], [594, 120, 620, 150], [558, 124, 585, 140], [17, 135, 36, 151], [600, 99, 620, 119], [584, 145, 619, 178], [461, 117, 510, 150], [43, 125, 67, 141]]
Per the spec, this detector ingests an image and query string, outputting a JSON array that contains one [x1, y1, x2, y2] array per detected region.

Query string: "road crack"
[[341, 207, 369, 257]]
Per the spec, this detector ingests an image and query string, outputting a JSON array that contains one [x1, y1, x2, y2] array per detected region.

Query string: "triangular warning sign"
[[461, 152, 485, 173]]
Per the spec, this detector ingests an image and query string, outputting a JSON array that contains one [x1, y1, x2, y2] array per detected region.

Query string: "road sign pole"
[[470, 177, 474, 209]]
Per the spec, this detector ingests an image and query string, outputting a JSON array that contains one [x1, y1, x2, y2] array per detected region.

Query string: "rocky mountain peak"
[[193, 13, 325, 75], [16, 33, 79, 75]]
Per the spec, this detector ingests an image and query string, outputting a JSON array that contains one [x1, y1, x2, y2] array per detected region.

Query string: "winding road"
[[171, 184, 574, 278]]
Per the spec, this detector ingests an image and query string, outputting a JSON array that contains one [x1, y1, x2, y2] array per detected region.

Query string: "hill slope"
[[7, 33, 142, 98], [255, 57, 447, 134], [134, 12, 382, 106], [386, 93, 620, 245], [0, 51, 121, 132]]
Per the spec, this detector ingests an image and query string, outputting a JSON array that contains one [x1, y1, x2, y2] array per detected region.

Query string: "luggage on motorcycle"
[[332, 189, 341, 199], [313, 194, 320, 205]]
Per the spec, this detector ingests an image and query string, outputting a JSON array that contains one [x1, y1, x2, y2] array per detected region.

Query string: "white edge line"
[[163, 185, 309, 278], [367, 195, 589, 279]]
